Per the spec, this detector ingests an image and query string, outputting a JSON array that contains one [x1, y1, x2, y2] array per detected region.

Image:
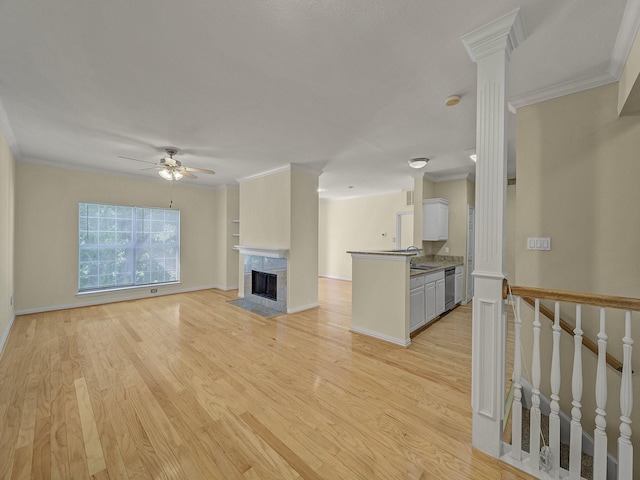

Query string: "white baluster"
[[569, 305, 583, 479], [511, 296, 522, 461], [530, 299, 542, 472], [618, 311, 633, 480], [593, 308, 608, 478], [549, 301, 562, 478]]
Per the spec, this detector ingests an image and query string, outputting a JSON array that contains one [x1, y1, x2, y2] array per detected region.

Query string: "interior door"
[[466, 205, 475, 302]]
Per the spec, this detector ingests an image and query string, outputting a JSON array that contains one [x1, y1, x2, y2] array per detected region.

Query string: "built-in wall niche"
[[231, 219, 240, 250]]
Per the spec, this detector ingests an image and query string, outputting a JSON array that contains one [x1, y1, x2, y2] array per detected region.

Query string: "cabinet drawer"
[[410, 274, 425, 289], [424, 270, 444, 284]]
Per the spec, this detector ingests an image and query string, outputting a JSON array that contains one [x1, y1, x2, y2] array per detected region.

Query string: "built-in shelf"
[[231, 233, 240, 237], [231, 219, 240, 223]]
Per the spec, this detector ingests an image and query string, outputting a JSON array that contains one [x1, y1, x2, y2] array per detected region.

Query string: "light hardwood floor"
[[0, 278, 533, 479]]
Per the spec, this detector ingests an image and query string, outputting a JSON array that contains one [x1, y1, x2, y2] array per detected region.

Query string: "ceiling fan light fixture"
[[159, 169, 175, 181], [173, 171, 183, 180], [408, 157, 429, 169]]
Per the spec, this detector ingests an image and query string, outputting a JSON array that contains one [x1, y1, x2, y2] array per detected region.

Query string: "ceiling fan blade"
[[140, 166, 162, 171], [118, 155, 157, 165], [180, 170, 198, 179], [183, 166, 216, 174]]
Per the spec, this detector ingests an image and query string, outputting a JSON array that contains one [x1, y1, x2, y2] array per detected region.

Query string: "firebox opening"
[[251, 270, 277, 301]]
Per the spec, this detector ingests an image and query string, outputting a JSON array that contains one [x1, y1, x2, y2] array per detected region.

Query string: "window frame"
[[78, 202, 180, 294]]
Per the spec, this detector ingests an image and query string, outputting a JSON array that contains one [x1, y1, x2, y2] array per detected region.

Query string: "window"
[[78, 203, 180, 292]]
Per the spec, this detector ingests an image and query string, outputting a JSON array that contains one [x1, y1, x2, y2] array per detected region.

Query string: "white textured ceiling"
[[0, 0, 636, 198]]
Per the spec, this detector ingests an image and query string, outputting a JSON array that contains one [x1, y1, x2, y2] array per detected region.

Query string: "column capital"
[[461, 8, 526, 62]]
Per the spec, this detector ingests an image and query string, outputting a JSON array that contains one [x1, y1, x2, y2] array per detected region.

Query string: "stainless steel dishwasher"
[[444, 267, 455, 311]]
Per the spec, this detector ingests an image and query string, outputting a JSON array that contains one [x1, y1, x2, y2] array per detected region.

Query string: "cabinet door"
[[438, 202, 449, 240], [425, 281, 436, 322], [435, 278, 445, 315], [455, 273, 463, 304], [410, 287, 426, 332]]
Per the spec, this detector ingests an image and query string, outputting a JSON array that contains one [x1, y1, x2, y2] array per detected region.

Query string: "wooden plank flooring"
[[0, 278, 533, 479]]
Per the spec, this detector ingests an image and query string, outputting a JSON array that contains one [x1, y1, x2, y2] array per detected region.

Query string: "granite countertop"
[[347, 250, 419, 257], [409, 255, 464, 276]]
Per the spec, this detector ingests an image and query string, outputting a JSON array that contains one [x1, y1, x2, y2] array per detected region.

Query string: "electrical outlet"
[[151, 288, 158, 293], [10, 295, 13, 306]]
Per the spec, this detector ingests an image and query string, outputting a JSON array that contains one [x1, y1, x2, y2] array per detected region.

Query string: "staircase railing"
[[502, 281, 640, 480]]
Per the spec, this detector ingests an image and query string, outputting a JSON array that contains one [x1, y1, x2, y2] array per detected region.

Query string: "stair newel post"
[[618, 310, 633, 480], [549, 301, 562, 478], [530, 298, 542, 472], [511, 295, 523, 461], [594, 308, 608, 479], [569, 304, 583, 480]]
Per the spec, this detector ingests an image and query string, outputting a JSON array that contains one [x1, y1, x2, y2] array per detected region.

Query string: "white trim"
[[237, 246, 289, 258], [0, 99, 22, 161], [349, 326, 411, 347], [77, 281, 180, 297], [461, 8, 525, 62], [15, 285, 220, 315], [423, 172, 475, 183], [609, 0, 640, 79], [508, 71, 617, 110], [0, 313, 16, 359], [237, 164, 291, 183], [287, 302, 319, 314], [290, 163, 323, 177], [471, 270, 506, 281], [319, 275, 352, 282], [349, 253, 413, 261]]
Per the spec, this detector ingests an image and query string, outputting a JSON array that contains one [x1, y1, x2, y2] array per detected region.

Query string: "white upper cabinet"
[[422, 198, 450, 241]]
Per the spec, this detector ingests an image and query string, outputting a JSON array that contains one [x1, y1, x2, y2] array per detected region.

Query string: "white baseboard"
[[350, 326, 410, 347], [319, 275, 352, 282], [287, 302, 319, 314], [0, 312, 16, 359], [15, 285, 222, 316]]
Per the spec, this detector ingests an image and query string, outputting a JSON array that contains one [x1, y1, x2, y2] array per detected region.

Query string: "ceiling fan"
[[118, 148, 216, 181]]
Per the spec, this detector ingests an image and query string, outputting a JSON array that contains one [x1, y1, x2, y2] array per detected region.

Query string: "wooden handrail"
[[502, 280, 640, 312], [520, 296, 623, 372], [501, 280, 636, 372]]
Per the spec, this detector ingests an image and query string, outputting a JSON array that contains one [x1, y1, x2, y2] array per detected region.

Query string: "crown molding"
[[461, 8, 526, 63], [237, 164, 291, 183], [508, 71, 617, 110], [609, 0, 640, 79], [290, 162, 323, 177], [424, 172, 475, 183], [0, 99, 22, 161]]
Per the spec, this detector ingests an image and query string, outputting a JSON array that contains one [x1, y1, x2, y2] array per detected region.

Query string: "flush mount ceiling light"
[[445, 95, 461, 106], [408, 157, 429, 169]]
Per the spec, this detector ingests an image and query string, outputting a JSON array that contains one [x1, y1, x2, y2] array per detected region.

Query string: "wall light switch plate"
[[527, 237, 551, 251]]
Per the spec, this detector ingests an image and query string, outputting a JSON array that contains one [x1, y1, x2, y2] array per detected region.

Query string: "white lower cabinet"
[[410, 270, 445, 333], [410, 286, 426, 332]]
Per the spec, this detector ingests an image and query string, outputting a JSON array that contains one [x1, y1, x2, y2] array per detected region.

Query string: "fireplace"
[[239, 251, 288, 313], [251, 270, 277, 301]]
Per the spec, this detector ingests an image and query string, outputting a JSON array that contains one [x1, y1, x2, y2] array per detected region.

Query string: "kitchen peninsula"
[[348, 250, 463, 347]]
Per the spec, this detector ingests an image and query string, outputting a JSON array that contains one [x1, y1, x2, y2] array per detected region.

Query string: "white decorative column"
[[461, 9, 525, 458]]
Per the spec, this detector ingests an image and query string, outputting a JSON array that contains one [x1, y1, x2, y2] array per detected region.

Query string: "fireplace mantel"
[[237, 246, 289, 258]]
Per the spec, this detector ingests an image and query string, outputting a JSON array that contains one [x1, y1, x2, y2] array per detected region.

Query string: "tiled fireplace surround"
[[242, 252, 287, 313]]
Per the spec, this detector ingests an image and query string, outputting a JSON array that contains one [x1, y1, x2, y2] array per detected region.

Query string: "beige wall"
[[516, 82, 640, 469], [289, 167, 319, 311], [618, 25, 640, 115], [319, 191, 411, 280], [505, 183, 516, 282], [15, 162, 222, 312], [0, 131, 15, 352], [239, 166, 319, 310]]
